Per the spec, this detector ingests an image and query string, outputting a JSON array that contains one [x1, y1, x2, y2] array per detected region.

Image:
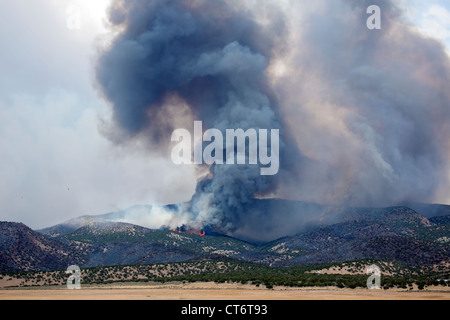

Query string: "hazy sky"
[[0, 0, 449, 229], [0, 0, 197, 229]]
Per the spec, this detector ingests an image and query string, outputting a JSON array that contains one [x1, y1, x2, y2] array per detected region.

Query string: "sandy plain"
[[0, 282, 448, 300]]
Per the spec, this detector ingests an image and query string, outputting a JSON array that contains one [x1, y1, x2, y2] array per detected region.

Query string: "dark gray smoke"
[[97, 0, 283, 138], [96, 0, 300, 233], [96, 0, 450, 237]]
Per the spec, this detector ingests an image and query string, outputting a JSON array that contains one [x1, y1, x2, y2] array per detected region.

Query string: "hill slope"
[[0, 222, 85, 272], [264, 207, 449, 266], [1, 203, 449, 272]]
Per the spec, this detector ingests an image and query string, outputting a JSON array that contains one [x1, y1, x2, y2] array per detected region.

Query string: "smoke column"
[[96, 0, 450, 236], [96, 0, 298, 233]]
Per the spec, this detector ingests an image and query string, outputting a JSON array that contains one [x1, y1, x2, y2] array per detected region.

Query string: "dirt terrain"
[[0, 282, 448, 300]]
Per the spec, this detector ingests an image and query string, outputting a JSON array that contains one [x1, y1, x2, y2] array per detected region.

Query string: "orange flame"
[[172, 227, 205, 236], [187, 229, 205, 236]]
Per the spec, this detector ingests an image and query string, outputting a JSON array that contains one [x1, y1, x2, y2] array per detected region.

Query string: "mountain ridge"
[[1, 201, 449, 273]]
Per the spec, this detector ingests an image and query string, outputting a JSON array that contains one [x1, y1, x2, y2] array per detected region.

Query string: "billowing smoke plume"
[[275, 0, 450, 207], [96, 0, 450, 238], [96, 0, 300, 234]]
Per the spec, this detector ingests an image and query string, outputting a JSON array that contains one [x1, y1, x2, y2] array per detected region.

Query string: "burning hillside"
[[172, 226, 205, 237]]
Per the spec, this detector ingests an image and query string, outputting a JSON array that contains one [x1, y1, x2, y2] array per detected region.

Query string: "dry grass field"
[[0, 282, 449, 300]]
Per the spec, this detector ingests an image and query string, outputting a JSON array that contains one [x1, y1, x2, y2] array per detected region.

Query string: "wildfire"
[[172, 227, 205, 236]]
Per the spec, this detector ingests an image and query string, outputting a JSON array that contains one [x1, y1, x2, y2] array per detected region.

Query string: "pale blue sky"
[[404, 0, 450, 51]]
